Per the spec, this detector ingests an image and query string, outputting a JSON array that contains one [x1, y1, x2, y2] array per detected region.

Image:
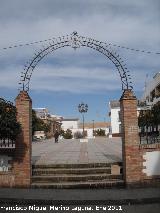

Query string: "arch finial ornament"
[[19, 32, 133, 91]]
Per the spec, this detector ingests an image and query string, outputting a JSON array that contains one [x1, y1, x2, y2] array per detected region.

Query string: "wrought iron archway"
[[19, 32, 133, 91]]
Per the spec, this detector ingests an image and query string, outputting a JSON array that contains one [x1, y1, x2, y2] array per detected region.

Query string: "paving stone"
[[32, 138, 122, 165]]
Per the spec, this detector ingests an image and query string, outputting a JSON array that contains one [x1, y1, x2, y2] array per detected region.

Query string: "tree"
[[138, 110, 153, 130], [151, 101, 160, 131], [32, 110, 51, 136], [138, 101, 160, 134], [74, 131, 83, 139], [94, 128, 106, 136], [61, 129, 73, 139], [0, 98, 21, 141]]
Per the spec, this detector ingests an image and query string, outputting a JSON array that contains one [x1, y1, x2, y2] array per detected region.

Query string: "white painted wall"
[[143, 151, 160, 176], [110, 106, 141, 136], [79, 127, 109, 138], [60, 127, 109, 139], [61, 120, 78, 130], [87, 129, 93, 138], [0, 155, 12, 172], [65, 128, 92, 138], [110, 108, 121, 134], [60, 118, 110, 139]]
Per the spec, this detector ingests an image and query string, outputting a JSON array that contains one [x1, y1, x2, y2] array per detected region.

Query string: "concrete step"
[[31, 179, 124, 189], [33, 167, 111, 175], [32, 162, 122, 169], [32, 174, 122, 182], [32, 162, 123, 189]]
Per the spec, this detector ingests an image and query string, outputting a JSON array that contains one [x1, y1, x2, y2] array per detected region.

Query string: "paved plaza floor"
[[32, 137, 122, 165]]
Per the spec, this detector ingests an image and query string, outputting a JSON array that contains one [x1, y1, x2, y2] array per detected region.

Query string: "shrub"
[[61, 129, 73, 139], [74, 131, 83, 139], [0, 98, 21, 140], [32, 110, 51, 136], [94, 128, 106, 136]]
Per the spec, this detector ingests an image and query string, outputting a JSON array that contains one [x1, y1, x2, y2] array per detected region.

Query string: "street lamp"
[[78, 102, 88, 138]]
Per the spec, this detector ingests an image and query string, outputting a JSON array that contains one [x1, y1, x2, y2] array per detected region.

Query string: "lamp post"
[[78, 102, 88, 138]]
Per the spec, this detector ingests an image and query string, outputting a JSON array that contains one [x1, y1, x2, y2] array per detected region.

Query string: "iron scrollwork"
[[19, 32, 133, 92]]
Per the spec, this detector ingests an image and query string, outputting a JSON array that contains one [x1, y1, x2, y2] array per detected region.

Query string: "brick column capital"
[[15, 91, 32, 103], [120, 89, 136, 101]]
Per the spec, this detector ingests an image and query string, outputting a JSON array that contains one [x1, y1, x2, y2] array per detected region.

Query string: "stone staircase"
[[32, 162, 124, 189]]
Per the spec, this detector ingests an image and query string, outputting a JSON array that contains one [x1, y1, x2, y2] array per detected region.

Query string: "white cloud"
[[0, 65, 21, 88], [0, 0, 159, 95], [0, 0, 159, 48], [0, 63, 121, 93], [30, 76, 121, 94]]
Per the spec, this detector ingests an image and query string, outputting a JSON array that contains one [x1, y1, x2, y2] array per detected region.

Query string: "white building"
[[109, 100, 145, 137], [79, 122, 110, 138], [61, 119, 110, 139], [33, 108, 50, 119], [61, 118, 79, 131], [109, 101, 121, 137], [33, 108, 62, 138], [33, 109, 110, 139], [142, 72, 160, 106]]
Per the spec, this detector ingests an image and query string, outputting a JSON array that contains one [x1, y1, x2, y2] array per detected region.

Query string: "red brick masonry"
[[120, 89, 142, 185], [14, 91, 32, 187]]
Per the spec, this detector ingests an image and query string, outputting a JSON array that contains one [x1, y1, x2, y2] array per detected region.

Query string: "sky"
[[0, 0, 160, 122]]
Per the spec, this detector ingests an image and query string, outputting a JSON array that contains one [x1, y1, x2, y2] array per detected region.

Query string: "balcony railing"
[[139, 131, 160, 145], [0, 138, 15, 148]]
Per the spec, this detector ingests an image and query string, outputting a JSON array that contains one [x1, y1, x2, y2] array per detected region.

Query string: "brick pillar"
[[14, 91, 32, 187], [120, 89, 141, 186]]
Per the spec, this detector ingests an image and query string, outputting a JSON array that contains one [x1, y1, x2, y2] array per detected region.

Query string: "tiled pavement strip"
[[32, 137, 122, 165]]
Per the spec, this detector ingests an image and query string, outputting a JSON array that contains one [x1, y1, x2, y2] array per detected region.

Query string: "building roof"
[[33, 108, 50, 119], [62, 118, 79, 121], [33, 108, 48, 110], [51, 114, 63, 120], [109, 100, 120, 108]]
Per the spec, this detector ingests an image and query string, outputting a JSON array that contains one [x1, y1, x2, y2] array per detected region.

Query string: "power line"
[[0, 36, 160, 55], [106, 42, 160, 55], [0, 37, 55, 50]]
